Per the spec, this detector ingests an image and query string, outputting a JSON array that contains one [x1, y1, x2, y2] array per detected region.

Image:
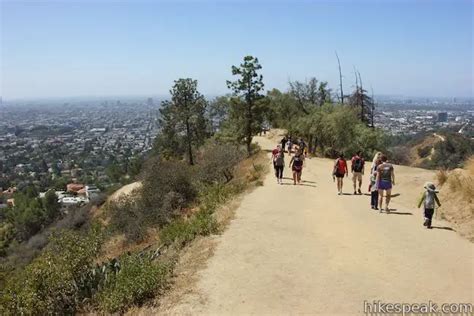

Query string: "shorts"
[[352, 172, 362, 182], [378, 180, 392, 190], [292, 167, 302, 173], [335, 172, 345, 178]]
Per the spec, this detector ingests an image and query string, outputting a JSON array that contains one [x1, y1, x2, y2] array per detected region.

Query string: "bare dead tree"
[[370, 86, 375, 128], [357, 70, 364, 121], [335, 51, 344, 104]]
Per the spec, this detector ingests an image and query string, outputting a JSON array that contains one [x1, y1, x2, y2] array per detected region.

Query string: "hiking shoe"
[[385, 207, 390, 213], [354, 191, 357, 195], [358, 189, 362, 194], [423, 219, 428, 226]]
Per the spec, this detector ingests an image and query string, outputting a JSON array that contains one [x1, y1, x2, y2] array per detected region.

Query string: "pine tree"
[[156, 78, 208, 165], [226, 56, 265, 155]]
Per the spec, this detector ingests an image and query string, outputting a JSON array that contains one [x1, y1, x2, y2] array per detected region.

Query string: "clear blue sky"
[[1, 0, 472, 100]]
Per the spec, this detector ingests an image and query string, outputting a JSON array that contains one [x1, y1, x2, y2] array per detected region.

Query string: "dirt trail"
[[162, 132, 473, 315]]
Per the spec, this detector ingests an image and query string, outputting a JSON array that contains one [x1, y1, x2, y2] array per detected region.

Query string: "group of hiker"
[[271, 136, 306, 185], [332, 151, 394, 212], [271, 135, 441, 229]]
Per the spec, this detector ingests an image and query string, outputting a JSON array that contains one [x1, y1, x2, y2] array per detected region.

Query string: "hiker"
[[351, 151, 365, 195], [369, 158, 382, 210], [286, 137, 293, 156], [273, 146, 285, 184], [271, 144, 281, 176], [289, 149, 304, 185], [370, 152, 382, 174], [417, 182, 441, 229], [333, 153, 348, 195], [281, 136, 288, 152], [376, 155, 395, 213], [299, 138, 307, 157]]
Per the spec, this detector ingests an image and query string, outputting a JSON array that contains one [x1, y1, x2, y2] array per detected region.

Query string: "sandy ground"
[[149, 132, 474, 315]]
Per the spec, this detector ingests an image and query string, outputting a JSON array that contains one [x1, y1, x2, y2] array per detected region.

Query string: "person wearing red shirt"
[[333, 153, 348, 195]]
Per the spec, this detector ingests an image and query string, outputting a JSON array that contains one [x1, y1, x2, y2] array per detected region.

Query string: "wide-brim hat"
[[424, 182, 438, 192]]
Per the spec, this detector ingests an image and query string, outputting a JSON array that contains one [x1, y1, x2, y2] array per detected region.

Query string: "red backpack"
[[336, 159, 346, 173]]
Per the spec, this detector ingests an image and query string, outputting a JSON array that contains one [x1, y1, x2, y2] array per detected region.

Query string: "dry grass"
[[437, 155, 474, 242], [465, 157, 474, 176], [409, 134, 443, 167], [436, 169, 449, 186]]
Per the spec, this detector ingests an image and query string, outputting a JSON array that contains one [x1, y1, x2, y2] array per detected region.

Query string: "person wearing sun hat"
[[417, 182, 442, 229]]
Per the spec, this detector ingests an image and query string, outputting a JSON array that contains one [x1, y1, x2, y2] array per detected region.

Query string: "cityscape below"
[[0, 95, 472, 208]]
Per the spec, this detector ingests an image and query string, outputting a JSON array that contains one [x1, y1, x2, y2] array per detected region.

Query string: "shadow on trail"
[[386, 210, 413, 215], [363, 193, 401, 197], [431, 226, 456, 232], [280, 183, 317, 188]]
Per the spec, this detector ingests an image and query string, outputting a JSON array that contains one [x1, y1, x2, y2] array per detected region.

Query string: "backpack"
[[335, 158, 346, 174], [275, 152, 284, 167], [353, 157, 363, 172]]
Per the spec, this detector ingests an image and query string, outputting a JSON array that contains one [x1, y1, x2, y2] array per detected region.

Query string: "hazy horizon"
[[1, 0, 473, 100]]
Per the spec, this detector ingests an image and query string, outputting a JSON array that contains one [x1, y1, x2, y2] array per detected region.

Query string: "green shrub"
[[199, 183, 237, 212], [431, 134, 474, 169], [141, 158, 197, 224], [0, 227, 102, 315], [197, 142, 244, 184], [417, 145, 432, 158], [107, 196, 148, 242], [95, 253, 171, 313], [160, 210, 218, 248]]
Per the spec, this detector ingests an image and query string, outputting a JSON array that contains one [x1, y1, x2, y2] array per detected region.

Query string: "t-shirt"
[[378, 163, 393, 182], [293, 156, 303, 170], [274, 151, 284, 167]]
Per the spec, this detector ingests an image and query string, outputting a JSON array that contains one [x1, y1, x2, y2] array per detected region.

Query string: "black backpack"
[[353, 157, 363, 172]]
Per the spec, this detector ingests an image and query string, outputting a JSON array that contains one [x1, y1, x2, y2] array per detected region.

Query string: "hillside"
[[138, 130, 473, 315], [391, 131, 473, 169], [407, 133, 444, 167], [437, 158, 474, 241]]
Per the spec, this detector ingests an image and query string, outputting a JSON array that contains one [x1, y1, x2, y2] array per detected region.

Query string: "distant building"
[[147, 97, 154, 106], [85, 185, 101, 199], [67, 183, 85, 193], [438, 112, 448, 122]]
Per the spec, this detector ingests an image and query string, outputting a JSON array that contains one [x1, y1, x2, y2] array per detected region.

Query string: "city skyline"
[[1, 0, 473, 100]]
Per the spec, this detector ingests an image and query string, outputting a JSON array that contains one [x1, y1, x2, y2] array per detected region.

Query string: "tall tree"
[[349, 71, 374, 126], [289, 78, 318, 114], [317, 81, 332, 106], [289, 77, 332, 111], [208, 96, 231, 133], [226, 56, 265, 155], [156, 78, 208, 165]]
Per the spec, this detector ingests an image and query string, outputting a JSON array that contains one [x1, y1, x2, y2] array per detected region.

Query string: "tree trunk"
[[246, 96, 253, 156], [312, 137, 318, 154], [185, 118, 194, 165]]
